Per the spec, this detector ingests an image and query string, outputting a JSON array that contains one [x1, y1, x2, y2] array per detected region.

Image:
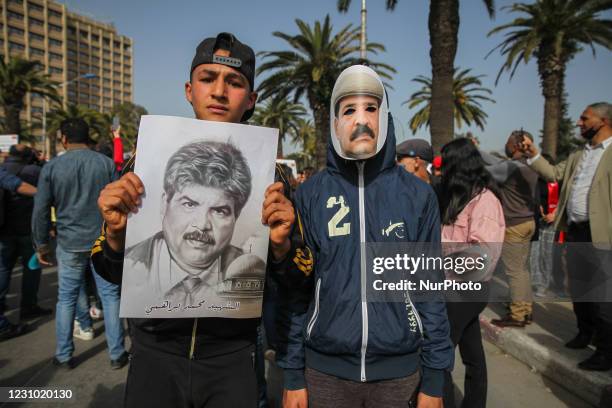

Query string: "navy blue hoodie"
[[277, 68, 453, 397]]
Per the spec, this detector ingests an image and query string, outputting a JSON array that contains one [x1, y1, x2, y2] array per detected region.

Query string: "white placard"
[[120, 115, 278, 318]]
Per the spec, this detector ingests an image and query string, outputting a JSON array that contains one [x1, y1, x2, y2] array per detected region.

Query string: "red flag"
[[113, 137, 124, 171]]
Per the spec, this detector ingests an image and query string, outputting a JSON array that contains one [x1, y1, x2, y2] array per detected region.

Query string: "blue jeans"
[[0, 235, 42, 328], [92, 266, 125, 360], [55, 246, 93, 362]]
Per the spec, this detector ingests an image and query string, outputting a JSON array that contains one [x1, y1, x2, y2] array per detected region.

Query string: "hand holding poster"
[[119, 115, 278, 318]]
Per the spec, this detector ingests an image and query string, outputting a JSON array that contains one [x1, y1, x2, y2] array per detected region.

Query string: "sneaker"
[[52, 357, 75, 370], [89, 305, 103, 320], [20, 305, 53, 320], [73, 320, 94, 341], [110, 352, 130, 370]]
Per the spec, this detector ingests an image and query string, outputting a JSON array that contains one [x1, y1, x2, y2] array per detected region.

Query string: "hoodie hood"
[[330, 65, 389, 161]]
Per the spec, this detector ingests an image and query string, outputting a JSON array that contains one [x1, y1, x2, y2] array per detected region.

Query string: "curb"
[[480, 314, 611, 407]]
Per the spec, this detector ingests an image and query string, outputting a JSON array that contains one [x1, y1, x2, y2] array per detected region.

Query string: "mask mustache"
[[350, 124, 375, 141], [184, 230, 215, 245]]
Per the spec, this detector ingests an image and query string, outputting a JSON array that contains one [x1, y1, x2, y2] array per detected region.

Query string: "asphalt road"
[[0, 266, 593, 407]]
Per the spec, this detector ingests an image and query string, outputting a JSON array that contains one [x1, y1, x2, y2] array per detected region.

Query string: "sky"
[[60, 0, 612, 154]]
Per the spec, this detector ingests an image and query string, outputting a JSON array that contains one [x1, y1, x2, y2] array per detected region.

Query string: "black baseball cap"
[[396, 139, 433, 163], [190, 32, 256, 121]]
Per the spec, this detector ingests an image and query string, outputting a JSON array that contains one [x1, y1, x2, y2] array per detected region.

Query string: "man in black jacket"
[[0, 145, 51, 341], [92, 33, 303, 407]]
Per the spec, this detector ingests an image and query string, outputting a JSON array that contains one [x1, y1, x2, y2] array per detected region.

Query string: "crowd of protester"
[[0, 31, 610, 408]]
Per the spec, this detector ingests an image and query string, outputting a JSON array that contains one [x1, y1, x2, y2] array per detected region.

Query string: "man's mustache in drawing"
[[183, 230, 215, 245]]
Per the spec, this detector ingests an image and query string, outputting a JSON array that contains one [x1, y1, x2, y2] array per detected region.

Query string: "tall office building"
[[0, 0, 133, 138]]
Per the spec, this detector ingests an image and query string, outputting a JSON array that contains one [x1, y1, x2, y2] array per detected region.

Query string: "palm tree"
[[251, 97, 306, 158], [290, 117, 318, 168], [405, 68, 495, 134], [257, 15, 395, 169], [0, 57, 60, 136], [338, 1, 495, 153], [488, 0, 612, 159], [428, 0, 495, 152]]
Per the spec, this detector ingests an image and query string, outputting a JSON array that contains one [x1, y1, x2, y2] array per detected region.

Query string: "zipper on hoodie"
[[357, 161, 368, 382], [306, 278, 322, 340], [406, 293, 424, 339], [189, 318, 198, 359]]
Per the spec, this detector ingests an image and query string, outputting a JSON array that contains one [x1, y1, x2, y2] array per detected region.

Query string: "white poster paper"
[[119, 115, 278, 318]]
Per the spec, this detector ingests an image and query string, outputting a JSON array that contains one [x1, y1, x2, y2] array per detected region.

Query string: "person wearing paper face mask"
[[278, 65, 452, 408]]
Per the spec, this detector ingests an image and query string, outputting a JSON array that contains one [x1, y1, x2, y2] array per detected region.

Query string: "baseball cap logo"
[[212, 55, 242, 68]]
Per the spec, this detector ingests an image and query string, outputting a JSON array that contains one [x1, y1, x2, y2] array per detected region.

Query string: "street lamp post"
[[41, 72, 97, 157]]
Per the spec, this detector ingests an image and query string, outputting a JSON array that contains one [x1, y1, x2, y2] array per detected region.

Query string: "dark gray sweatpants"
[[305, 367, 420, 408]]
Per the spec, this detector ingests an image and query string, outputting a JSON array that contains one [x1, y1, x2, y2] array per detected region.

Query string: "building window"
[[79, 51, 88, 59], [31, 92, 42, 99], [49, 66, 62, 74], [90, 104, 100, 110], [113, 70, 120, 77], [92, 34, 99, 42], [103, 58, 111, 65], [103, 69, 110, 75], [49, 52, 62, 60], [28, 2, 43, 12], [113, 52, 121, 59], [80, 30, 88, 38], [30, 47, 44, 56], [124, 74, 131, 81], [8, 26, 25, 36], [9, 42, 25, 51], [92, 46, 100, 53], [113, 99, 121, 105], [124, 44, 131, 52], [29, 32, 44, 42], [8, 0, 23, 5], [49, 38, 62, 47], [29, 18, 44, 27], [113, 40, 120, 48], [68, 26, 77, 35], [67, 49, 77, 57], [48, 24, 62, 33], [67, 90, 76, 98], [31, 106, 43, 115], [103, 87, 110, 93], [80, 63, 90, 71], [92, 56, 99, 63], [8, 11, 24, 21], [48, 9, 62, 19], [113, 80, 120, 86], [103, 38, 110, 46]]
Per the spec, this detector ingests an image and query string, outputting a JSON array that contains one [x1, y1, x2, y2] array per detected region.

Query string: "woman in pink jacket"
[[438, 138, 506, 408]]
